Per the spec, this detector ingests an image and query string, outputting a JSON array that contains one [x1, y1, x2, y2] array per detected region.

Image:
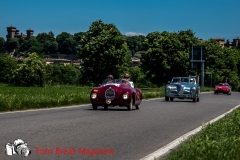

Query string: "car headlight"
[[166, 86, 171, 91], [122, 93, 128, 100], [91, 93, 97, 99], [191, 87, 196, 92]]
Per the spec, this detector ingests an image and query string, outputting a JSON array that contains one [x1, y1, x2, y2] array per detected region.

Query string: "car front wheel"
[[104, 105, 108, 110], [92, 104, 98, 110], [128, 98, 133, 111], [165, 96, 169, 101]]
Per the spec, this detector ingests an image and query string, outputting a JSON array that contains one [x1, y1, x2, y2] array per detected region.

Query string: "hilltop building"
[[6, 25, 34, 39], [214, 37, 239, 48]]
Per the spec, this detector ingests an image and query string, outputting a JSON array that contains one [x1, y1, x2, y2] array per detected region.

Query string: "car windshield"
[[102, 78, 122, 85], [218, 83, 225, 86], [171, 77, 191, 83]]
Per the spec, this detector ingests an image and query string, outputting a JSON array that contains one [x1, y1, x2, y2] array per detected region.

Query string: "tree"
[[204, 39, 240, 90], [19, 37, 43, 54], [56, 32, 77, 54], [36, 32, 58, 54], [36, 31, 55, 43], [45, 63, 82, 85], [43, 41, 58, 54], [78, 20, 131, 84], [0, 37, 6, 53], [140, 30, 199, 85], [4, 38, 19, 51], [0, 54, 17, 83], [13, 53, 46, 87], [125, 35, 146, 55]]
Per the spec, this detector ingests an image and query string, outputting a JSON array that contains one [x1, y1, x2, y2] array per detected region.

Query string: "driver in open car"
[[102, 74, 114, 85], [122, 73, 134, 88]]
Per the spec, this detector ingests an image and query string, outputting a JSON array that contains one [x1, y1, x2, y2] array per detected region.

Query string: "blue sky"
[[1, 0, 239, 41]]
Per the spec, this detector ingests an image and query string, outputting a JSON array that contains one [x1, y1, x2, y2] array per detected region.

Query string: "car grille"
[[105, 87, 115, 100], [177, 85, 182, 93]]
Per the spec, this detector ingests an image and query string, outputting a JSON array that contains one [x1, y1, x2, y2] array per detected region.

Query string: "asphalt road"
[[1, 92, 240, 160]]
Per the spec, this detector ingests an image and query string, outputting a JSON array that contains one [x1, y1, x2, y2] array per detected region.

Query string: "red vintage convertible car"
[[214, 82, 231, 95], [90, 79, 142, 110]]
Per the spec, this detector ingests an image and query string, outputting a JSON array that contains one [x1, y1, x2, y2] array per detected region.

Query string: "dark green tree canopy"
[[78, 20, 131, 84], [0, 37, 6, 52], [125, 35, 146, 55], [19, 37, 43, 54], [56, 32, 77, 54], [4, 38, 19, 50], [140, 30, 199, 84], [0, 54, 17, 83]]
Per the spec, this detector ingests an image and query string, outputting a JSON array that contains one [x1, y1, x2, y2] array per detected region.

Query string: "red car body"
[[90, 79, 142, 110], [214, 83, 231, 95]]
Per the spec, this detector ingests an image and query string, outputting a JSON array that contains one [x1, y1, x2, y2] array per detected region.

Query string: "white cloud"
[[124, 32, 146, 36]]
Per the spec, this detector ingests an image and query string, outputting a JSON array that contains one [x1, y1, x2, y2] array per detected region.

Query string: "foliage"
[[18, 37, 43, 54], [4, 38, 19, 50], [204, 39, 240, 90], [0, 37, 6, 53], [78, 20, 131, 84], [56, 32, 77, 54], [36, 31, 58, 54], [13, 53, 46, 87], [125, 35, 146, 55], [45, 63, 82, 85], [0, 54, 18, 83], [140, 30, 200, 85]]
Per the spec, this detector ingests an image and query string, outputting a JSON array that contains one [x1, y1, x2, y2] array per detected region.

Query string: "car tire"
[[104, 105, 108, 110], [193, 97, 197, 102], [92, 104, 98, 110], [128, 98, 133, 111], [197, 97, 199, 102], [135, 105, 139, 110], [170, 97, 174, 101], [165, 96, 169, 101]]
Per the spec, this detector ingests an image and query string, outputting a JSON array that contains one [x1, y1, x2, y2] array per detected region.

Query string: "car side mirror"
[[168, 81, 170, 84]]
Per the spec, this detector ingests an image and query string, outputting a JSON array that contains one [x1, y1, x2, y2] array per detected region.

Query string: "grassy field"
[[0, 84, 214, 112], [163, 106, 240, 160]]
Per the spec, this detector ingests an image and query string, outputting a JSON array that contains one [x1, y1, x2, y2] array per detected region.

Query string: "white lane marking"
[[0, 92, 212, 115], [140, 104, 240, 160], [0, 104, 87, 115]]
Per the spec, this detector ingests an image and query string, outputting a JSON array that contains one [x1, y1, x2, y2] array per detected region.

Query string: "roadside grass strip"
[[140, 105, 240, 160], [0, 85, 214, 112]]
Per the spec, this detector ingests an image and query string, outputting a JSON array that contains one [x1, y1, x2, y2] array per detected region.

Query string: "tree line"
[[0, 20, 240, 90]]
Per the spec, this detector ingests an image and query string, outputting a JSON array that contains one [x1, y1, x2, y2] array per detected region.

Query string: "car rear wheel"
[[92, 104, 98, 110], [165, 96, 169, 101]]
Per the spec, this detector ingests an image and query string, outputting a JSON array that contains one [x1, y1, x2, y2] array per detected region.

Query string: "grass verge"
[[163, 106, 240, 160], [0, 85, 213, 112]]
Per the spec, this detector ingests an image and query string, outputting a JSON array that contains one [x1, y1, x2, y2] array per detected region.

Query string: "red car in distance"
[[214, 82, 231, 95], [90, 79, 142, 111]]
